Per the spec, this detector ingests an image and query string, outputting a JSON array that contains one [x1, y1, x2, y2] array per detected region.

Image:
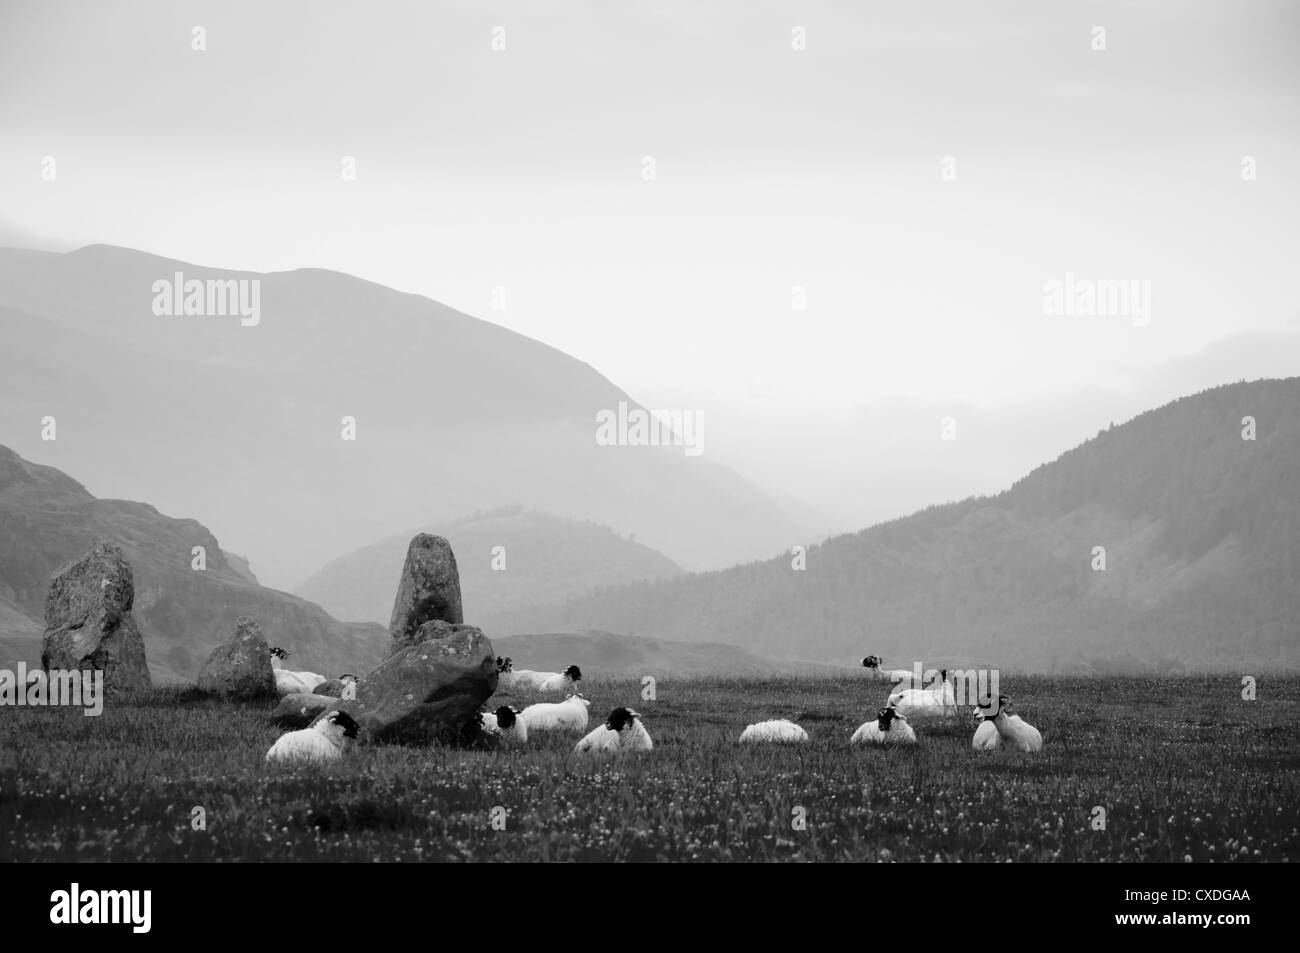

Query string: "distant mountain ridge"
[[481, 380, 1300, 672], [296, 506, 684, 625], [490, 630, 842, 678], [0, 445, 385, 681], [0, 243, 801, 589]]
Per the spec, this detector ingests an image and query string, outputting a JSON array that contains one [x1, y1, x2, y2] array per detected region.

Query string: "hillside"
[[0, 244, 799, 588], [490, 630, 841, 678], [0, 445, 385, 681], [482, 380, 1300, 672], [297, 506, 683, 625]]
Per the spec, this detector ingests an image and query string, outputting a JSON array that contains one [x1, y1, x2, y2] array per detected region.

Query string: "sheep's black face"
[[331, 711, 361, 739], [496, 657, 513, 674], [495, 705, 517, 729], [565, 665, 582, 681], [606, 707, 637, 731], [269, 646, 289, 660], [862, 655, 881, 669], [876, 706, 896, 731], [979, 695, 1009, 718]]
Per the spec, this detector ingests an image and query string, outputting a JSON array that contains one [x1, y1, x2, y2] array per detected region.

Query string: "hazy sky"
[[2, 0, 1298, 451]]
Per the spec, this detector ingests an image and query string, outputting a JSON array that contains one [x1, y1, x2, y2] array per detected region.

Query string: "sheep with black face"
[[520, 693, 590, 732], [269, 646, 327, 697], [266, 709, 360, 764], [861, 655, 924, 688], [851, 705, 917, 745], [481, 704, 528, 743], [982, 695, 1042, 752], [574, 706, 652, 757]]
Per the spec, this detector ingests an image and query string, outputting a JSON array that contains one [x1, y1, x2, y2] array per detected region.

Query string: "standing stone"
[[387, 534, 463, 656], [317, 620, 496, 745], [197, 617, 276, 699], [42, 540, 151, 691]]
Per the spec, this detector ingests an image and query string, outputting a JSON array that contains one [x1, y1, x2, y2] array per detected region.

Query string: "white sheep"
[[520, 693, 590, 733], [270, 646, 326, 697], [480, 704, 528, 743], [738, 719, 809, 743], [971, 706, 1002, 750], [861, 655, 924, 687], [850, 705, 917, 745], [538, 665, 583, 692], [887, 669, 957, 719], [498, 660, 583, 693], [985, 695, 1043, 752], [265, 709, 360, 764], [574, 707, 653, 757]]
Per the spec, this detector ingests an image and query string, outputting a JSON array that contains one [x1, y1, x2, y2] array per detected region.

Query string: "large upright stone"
[[387, 534, 463, 656], [317, 620, 496, 745], [42, 540, 151, 691], [196, 617, 276, 699]]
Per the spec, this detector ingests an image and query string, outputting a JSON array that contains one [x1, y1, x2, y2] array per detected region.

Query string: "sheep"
[[538, 665, 583, 693], [265, 709, 360, 764], [887, 669, 957, 719], [511, 664, 582, 692], [971, 705, 1002, 750], [519, 693, 590, 733], [497, 659, 583, 693], [850, 705, 917, 745], [984, 695, 1043, 752], [480, 704, 528, 743], [311, 673, 358, 698], [861, 655, 924, 688], [574, 707, 653, 757], [495, 656, 520, 691], [738, 719, 809, 743], [269, 646, 326, 697]]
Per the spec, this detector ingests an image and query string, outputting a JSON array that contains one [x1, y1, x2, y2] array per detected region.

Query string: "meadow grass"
[[1, 674, 1296, 862]]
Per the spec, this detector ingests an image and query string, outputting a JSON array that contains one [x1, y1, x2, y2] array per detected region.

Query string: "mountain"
[[0, 244, 800, 589], [490, 630, 842, 678], [481, 380, 1300, 672], [0, 445, 385, 681], [296, 506, 683, 625]]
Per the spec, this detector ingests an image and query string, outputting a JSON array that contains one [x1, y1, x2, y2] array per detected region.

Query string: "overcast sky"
[[2, 0, 1297, 439]]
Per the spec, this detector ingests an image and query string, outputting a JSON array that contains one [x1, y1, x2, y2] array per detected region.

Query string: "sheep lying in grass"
[[850, 705, 917, 745], [983, 695, 1042, 752], [739, 719, 809, 743], [888, 669, 957, 719], [481, 704, 528, 743], [269, 647, 326, 697], [266, 710, 359, 764], [861, 655, 924, 688], [498, 660, 583, 693], [574, 707, 653, 757], [538, 665, 583, 692], [971, 706, 1002, 750], [520, 693, 590, 733]]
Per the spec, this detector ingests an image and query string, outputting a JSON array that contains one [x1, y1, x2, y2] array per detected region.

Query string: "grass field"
[[1, 674, 1297, 862]]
